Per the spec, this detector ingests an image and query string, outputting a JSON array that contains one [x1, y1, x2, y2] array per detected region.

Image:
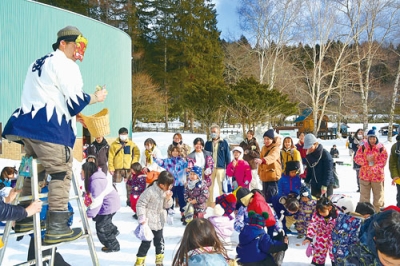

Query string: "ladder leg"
[[71, 171, 99, 265], [32, 159, 43, 266]]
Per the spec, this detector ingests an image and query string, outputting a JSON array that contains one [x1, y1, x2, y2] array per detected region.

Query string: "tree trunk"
[[388, 60, 400, 142]]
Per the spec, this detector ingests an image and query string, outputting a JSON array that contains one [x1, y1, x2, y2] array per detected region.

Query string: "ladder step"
[[13, 254, 52, 266], [40, 233, 91, 251]]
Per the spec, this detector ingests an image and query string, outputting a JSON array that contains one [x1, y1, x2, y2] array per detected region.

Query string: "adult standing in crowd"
[[167, 133, 191, 159], [205, 125, 231, 206], [295, 132, 307, 180], [303, 134, 334, 198], [352, 128, 365, 192], [2, 26, 106, 244], [239, 130, 261, 190], [354, 130, 388, 212], [389, 135, 400, 208], [187, 138, 214, 188], [87, 136, 109, 175], [108, 127, 140, 206], [255, 129, 282, 203]]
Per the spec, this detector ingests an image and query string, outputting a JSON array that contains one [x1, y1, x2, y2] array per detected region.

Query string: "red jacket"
[[247, 192, 276, 227]]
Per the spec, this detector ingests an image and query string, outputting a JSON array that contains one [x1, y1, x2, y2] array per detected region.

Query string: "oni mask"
[[74, 35, 88, 61]]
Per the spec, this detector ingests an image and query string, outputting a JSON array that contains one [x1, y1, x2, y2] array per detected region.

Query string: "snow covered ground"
[[0, 126, 398, 265]]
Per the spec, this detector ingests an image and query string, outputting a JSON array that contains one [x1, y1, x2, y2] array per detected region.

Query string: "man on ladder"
[[2, 25, 107, 245]]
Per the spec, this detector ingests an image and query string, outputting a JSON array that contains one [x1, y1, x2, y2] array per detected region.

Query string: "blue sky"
[[212, 0, 242, 41]]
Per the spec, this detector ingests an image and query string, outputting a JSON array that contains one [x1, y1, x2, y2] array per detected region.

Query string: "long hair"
[[172, 218, 228, 266], [144, 138, 157, 146], [82, 162, 98, 192]]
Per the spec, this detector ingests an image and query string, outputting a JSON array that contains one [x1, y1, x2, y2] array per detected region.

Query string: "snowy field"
[[0, 125, 398, 265]]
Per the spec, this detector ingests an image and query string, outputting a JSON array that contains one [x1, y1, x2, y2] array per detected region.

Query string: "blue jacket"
[[0, 198, 27, 221], [188, 253, 229, 266], [236, 224, 287, 264], [154, 156, 188, 186], [205, 139, 231, 169], [87, 169, 120, 218], [277, 173, 301, 198]]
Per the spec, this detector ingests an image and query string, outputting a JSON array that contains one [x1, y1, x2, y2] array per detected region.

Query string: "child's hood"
[[239, 224, 265, 245]]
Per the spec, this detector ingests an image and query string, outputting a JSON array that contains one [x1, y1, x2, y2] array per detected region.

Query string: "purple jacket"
[[184, 180, 209, 213], [87, 169, 120, 218], [127, 173, 147, 196]]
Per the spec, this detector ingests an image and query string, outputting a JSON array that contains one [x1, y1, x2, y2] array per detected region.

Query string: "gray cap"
[[52, 26, 82, 51], [303, 133, 317, 149]]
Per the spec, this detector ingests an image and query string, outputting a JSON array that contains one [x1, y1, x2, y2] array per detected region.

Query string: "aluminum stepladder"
[[0, 157, 99, 266]]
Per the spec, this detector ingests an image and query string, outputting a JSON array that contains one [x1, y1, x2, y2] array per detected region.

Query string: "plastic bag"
[[183, 203, 194, 223], [134, 222, 153, 241], [306, 243, 314, 257], [167, 209, 174, 225], [222, 176, 233, 193]]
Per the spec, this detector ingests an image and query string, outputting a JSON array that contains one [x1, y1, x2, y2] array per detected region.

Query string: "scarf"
[[187, 179, 200, 190], [145, 145, 155, 165], [305, 144, 323, 168]]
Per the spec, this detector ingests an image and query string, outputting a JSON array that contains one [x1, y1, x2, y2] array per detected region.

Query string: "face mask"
[[119, 135, 128, 141], [210, 133, 218, 139], [73, 35, 88, 61], [357, 134, 363, 139]]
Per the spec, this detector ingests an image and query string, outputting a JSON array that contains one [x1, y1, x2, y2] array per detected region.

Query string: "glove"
[[204, 168, 212, 176]]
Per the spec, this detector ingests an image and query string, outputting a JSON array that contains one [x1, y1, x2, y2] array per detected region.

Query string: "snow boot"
[[14, 215, 45, 233], [43, 211, 82, 245], [155, 253, 164, 266], [134, 256, 146, 266]]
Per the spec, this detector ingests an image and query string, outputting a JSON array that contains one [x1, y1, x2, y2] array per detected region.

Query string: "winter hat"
[[367, 129, 376, 137], [86, 155, 97, 162], [235, 187, 252, 209], [355, 202, 376, 216], [331, 195, 355, 214], [215, 193, 237, 217], [299, 185, 312, 200], [383, 205, 400, 212], [285, 161, 300, 175], [263, 129, 275, 139], [190, 166, 203, 179], [52, 26, 82, 51], [303, 133, 317, 149], [204, 204, 225, 218], [118, 127, 129, 134], [232, 146, 244, 160], [248, 210, 269, 227]]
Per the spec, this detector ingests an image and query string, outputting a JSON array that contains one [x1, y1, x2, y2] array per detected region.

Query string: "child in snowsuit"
[[154, 146, 188, 222], [302, 197, 338, 266], [237, 210, 288, 266], [295, 186, 317, 239], [135, 171, 175, 266], [126, 162, 147, 219], [184, 166, 209, 220], [83, 162, 120, 253], [226, 146, 252, 189]]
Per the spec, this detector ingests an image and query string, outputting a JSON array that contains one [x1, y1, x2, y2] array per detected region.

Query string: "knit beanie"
[[248, 210, 269, 227], [235, 187, 251, 209], [215, 193, 237, 217], [52, 26, 82, 51], [190, 166, 202, 179], [367, 129, 379, 144], [303, 134, 317, 149], [263, 129, 275, 139], [299, 185, 312, 200], [285, 161, 300, 175]]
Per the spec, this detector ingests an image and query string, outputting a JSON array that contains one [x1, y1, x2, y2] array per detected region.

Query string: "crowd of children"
[[9, 127, 400, 266]]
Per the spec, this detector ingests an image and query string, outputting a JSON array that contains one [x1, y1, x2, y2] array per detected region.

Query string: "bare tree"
[[238, 0, 302, 88], [388, 59, 400, 141], [338, 0, 400, 131]]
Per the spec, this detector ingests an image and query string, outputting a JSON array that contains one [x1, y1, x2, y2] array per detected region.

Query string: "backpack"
[[331, 212, 363, 263]]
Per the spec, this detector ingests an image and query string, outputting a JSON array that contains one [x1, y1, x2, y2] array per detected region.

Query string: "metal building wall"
[[0, 0, 132, 139]]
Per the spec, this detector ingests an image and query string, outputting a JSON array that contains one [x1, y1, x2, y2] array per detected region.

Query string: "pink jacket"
[[226, 159, 252, 189], [354, 143, 388, 182]]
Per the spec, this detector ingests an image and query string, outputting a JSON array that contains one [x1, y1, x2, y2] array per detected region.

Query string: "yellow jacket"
[[108, 138, 140, 171], [280, 148, 301, 173]]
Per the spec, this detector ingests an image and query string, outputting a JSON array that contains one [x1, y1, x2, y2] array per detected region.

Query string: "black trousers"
[[28, 237, 71, 266], [93, 213, 119, 250], [262, 181, 278, 203], [137, 229, 164, 257], [310, 183, 333, 199]]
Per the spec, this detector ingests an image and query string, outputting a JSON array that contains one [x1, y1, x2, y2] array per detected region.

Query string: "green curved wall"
[[0, 0, 132, 138]]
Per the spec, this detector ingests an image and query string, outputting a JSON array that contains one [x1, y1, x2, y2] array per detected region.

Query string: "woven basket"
[[80, 108, 110, 137]]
